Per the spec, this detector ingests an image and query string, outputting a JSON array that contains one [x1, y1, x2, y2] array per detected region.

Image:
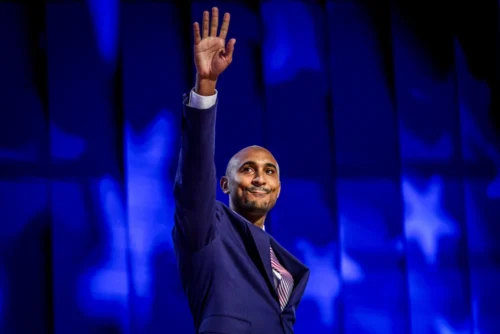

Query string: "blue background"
[[1, 1, 499, 333]]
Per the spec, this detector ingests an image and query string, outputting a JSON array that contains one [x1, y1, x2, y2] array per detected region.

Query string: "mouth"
[[247, 189, 270, 197]]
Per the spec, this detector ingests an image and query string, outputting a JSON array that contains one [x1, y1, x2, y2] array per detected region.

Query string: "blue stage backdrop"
[[1, 1, 499, 333]]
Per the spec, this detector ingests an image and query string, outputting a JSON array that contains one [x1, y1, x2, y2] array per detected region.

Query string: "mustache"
[[246, 186, 271, 194]]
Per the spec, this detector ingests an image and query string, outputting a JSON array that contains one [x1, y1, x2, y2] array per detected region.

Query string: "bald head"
[[225, 145, 279, 177]]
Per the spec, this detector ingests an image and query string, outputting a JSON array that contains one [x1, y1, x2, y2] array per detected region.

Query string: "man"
[[173, 7, 310, 333]]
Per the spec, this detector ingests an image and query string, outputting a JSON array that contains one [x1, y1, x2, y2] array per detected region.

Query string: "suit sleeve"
[[173, 92, 218, 250]]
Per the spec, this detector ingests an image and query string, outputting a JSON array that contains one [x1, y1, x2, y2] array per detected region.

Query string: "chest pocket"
[[199, 315, 251, 334]]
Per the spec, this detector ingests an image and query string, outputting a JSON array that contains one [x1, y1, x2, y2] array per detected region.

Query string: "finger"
[[202, 10, 209, 38], [210, 7, 219, 37], [219, 12, 230, 40], [193, 22, 201, 44], [224, 38, 236, 62]]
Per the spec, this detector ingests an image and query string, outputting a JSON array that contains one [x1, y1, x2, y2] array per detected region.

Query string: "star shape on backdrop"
[[402, 175, 459, 265], [126, 111, 176, 253], [122, 112, 176, 318], [296, 239, 364, 327], [78, 112, 176, 323]]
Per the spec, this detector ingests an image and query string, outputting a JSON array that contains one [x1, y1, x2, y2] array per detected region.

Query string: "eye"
[[242, 167, 254, 173], [266, 169, 275, 175]]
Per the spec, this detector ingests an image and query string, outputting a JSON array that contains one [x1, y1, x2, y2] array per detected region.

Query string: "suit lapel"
[[221, 205, 276, 295], [247, 224, 277, 298]]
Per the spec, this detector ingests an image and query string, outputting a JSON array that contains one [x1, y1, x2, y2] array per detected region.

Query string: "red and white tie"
[[270, 247, 294, 310]]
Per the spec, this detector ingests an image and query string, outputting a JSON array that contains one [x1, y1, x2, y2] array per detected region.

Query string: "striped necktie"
[[270, 247, 294, 310]]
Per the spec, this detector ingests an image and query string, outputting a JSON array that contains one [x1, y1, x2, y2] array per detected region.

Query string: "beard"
[[243, 199, 269, 211], [239, 196, 276, 216]]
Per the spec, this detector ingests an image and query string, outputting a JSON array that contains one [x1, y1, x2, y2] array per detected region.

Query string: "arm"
[[173, 7, 236, 250]]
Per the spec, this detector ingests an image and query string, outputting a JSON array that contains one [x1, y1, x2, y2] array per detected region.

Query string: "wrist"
[[195, 75, 217, 96]]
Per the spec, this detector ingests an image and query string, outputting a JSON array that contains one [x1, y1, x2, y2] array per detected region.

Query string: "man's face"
[[221, 147, 281, 216]]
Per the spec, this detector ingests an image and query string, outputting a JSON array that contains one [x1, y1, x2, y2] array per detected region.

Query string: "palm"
[[195, 37, 229, 80], [193, 8, 236, 81]]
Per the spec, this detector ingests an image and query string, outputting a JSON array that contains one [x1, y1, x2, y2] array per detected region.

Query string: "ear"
[[277, 181, 281, 199], [220, 176, 230, 194]]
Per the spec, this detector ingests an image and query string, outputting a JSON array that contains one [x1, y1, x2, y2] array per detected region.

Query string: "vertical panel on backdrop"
[[455, 39, 500, 332], [260, 2, 338, 333], [122, 3, 193, 333], [391, 3, 472, 333], [327, 1, 409, 333], [190, 3, 267, 202], [0, 3, 51, 333], [47, 2, 130, 333]]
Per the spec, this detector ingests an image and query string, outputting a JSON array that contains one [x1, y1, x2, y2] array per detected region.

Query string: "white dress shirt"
[[188, 88, 218, 109]]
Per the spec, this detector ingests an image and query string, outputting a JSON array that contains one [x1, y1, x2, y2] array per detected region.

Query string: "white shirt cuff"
[[188, 88, 217, 109]]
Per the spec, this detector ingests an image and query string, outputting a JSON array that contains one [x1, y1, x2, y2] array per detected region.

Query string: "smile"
[[248, 190, 269, 197]]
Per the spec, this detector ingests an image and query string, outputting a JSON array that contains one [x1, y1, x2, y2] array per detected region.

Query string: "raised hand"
[[193, 7, 236, 82]]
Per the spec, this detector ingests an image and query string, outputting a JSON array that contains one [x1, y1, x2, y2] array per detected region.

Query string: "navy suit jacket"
[[173, 95, 310, 334]]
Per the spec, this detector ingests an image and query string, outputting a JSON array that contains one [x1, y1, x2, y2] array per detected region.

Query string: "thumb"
[[224, 38, 236, 62]]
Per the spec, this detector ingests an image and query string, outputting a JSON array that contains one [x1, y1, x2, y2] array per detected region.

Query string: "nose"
[[252, 174, 266, 187]]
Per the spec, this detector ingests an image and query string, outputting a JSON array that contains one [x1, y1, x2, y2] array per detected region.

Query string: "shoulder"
[[214, 200, 236, 226]]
